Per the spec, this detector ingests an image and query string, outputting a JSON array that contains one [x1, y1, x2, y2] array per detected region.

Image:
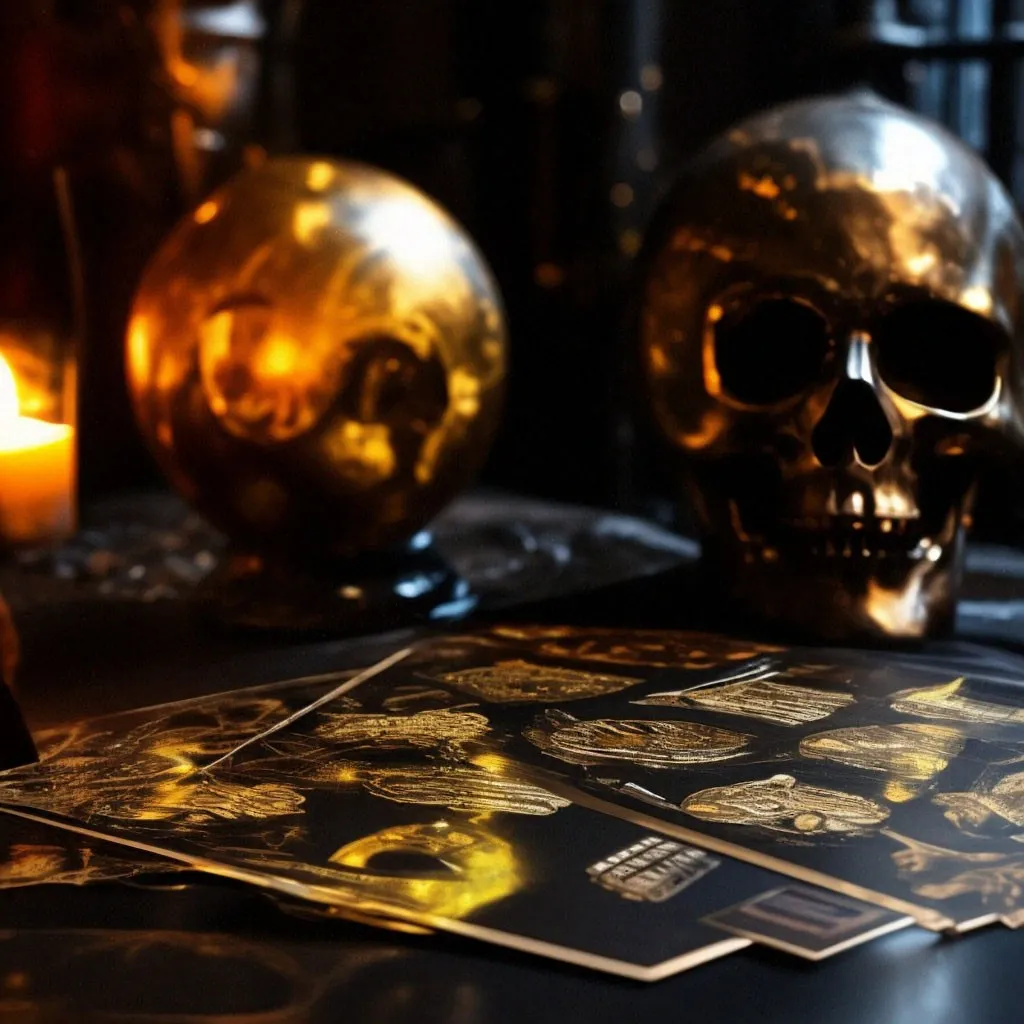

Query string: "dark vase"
[[0, 1, 273, 502]]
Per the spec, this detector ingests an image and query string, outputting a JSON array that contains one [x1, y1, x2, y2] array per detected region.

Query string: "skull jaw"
[[696, 501, 966, 641]]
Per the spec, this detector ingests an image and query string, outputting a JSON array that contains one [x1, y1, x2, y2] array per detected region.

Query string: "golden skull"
[[638, 93, 1024, 639], [127, 157, 506, 557]]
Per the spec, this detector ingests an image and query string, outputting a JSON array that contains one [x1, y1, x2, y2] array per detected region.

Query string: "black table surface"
[[4, 493, 1024, 1022]]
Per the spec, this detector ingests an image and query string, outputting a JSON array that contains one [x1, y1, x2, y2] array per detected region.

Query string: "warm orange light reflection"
[[194, 201, 219, 225], [293, 201, 331, 244], [329, 820, 521, 919], [306, 162, 335, 192], [199, 308, 334, 444], [0, 352, 75, 545], [0, 355, 18, 420]]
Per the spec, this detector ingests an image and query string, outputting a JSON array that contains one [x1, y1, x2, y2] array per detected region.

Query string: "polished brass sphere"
[[127, 157, 506, 558]]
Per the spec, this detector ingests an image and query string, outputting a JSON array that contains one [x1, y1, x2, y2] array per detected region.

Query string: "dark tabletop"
[[3, 492, 1024, 1023]]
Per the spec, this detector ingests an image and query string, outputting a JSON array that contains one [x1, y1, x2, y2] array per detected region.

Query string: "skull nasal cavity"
[[812, 380, 893, 467]]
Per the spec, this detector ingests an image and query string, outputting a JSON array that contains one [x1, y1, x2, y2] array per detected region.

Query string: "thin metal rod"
[[203, 646, 413, 771], [990, 0, 1019, 192]]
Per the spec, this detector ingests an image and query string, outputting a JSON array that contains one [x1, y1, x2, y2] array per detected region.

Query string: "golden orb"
[[127, 157, 506, 558]]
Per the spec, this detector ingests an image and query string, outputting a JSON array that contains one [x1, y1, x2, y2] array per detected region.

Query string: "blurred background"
[[3, 0, 1024, 540]]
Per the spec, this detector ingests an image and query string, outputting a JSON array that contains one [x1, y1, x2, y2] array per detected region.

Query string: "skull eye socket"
[[713, 298, 831, 406], [873, 300, 1002, 413]]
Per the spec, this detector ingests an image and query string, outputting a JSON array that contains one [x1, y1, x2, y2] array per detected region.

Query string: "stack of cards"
[[13, 625, 1019, 978]]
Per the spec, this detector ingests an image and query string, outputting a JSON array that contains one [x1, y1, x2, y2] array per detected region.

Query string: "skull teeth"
[[761, 514, 932, 560], [781, 516, 912, 535], [744, 540, 903, 560]]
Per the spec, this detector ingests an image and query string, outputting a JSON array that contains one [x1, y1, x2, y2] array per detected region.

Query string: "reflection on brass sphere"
[[127, 157, 507, 557]]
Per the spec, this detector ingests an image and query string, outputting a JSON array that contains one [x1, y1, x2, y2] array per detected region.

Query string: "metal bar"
[[844, 36, 1024, 58], [944, 0, 964, 134], [990, 0, 1018, 187]]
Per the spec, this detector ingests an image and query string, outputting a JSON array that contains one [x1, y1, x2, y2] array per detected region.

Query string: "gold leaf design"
[[890, 678, 1024, 726], [936, 769, 1024, 831], [355, 764, 570, 816], [638, 678, 854, 725], [916, 861, 1024, 904], [681, 774, 890, 835], [799, 724, 963, 784], [0, 695, 305, 832], [0, 841, 183, 889], [314, 709, 489, 751], [487, 626, 783, 669], [524, 712, 750, 768], [437, 659, 641, 703], [885, 830, 1024, 909], [127, 778, 305, 826], [885, 829, 1004, 875]]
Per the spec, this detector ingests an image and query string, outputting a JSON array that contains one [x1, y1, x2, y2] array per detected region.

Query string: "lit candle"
[[0, 353, 75, 547]]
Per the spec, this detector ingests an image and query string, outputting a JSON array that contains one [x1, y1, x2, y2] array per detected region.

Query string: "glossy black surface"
[[0, 873, 1019, 1023]]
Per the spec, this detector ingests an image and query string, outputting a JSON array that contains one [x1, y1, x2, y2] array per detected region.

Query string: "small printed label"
[[587, 836, 719, 903], [728, 886, 885, 939], [704, 885, 910, 959]]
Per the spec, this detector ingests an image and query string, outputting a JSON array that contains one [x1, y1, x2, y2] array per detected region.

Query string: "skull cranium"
[[639, 93, 1024, 639]]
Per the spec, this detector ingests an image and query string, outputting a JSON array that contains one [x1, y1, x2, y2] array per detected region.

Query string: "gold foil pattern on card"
[[126, 777, 305, 826], [435, 659, 641, 703], [34, 694, 288, 766], [890, 678, 1024, 726], [0, 842, 181, 889], [487, 626, 784, 670], [314, 709, 490, 752], [681, 774, 890, 835], [885, 829, 1024, 909], [884, 829, 1003, 875], [916, 860, 1024, 905], [328, 820, 521, 919], [0, 695, 307, 832], [524, 711, 751, 768], [798, 724, 963, 786], [637, 679, 855, 726], [935, 769, 1024, 831], [355, 764, 570, 816]]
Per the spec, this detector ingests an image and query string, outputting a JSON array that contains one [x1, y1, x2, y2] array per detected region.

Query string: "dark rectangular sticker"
[[704, 884, 913, 959]]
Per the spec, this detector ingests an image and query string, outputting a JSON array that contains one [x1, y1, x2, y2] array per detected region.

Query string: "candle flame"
[[0, 353, 19, 420]]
